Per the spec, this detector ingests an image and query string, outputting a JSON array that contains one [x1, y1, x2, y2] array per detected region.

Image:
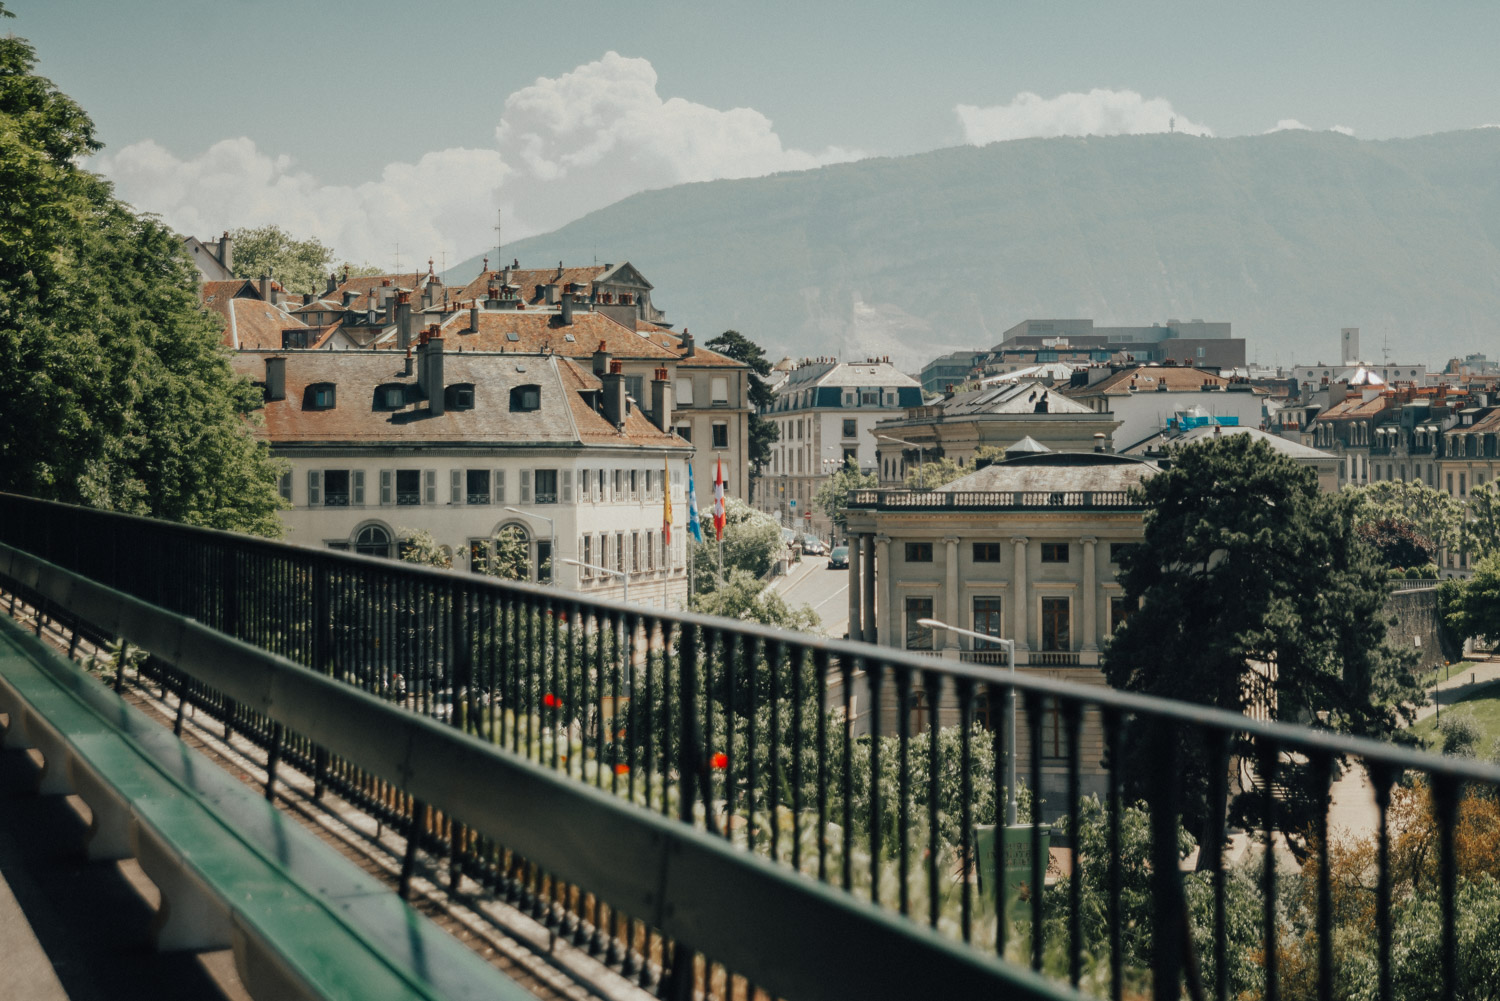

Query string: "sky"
[[11, 0, 1500, 275]]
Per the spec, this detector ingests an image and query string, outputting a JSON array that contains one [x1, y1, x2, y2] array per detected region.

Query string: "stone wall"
[[1384, 586, 1454, 671]]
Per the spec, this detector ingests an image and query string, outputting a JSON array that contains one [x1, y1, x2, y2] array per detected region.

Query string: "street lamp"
[[558, 557, 627, 604], [503, 506, 556, 584], [873, 432, 926, 481], [917, 617, 1018, 826]]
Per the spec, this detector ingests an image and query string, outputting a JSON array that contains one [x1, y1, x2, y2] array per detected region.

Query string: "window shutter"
[[562, 469, 573, 503], [278, 471, 292, 502], [380, 470, 392, 505], [308, 470, 321, 506], [423, 469, 436, 504], [494, 470, 506, 504], [450, 469, 462, 504], [353, 470, 366, 505], [520, 469, 532, 503]]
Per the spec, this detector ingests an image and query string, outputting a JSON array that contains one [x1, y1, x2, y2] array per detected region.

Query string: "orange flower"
[[543, 693, 560, 708], [614, 763, 631, 775], [710, 752, 728, 770]]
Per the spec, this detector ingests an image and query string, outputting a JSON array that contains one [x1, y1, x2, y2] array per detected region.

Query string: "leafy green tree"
[[1440, 553, 1500, 648], [1350, 479, 1462, 563], [903, 456, 966, 490], [230, 224, 337, 296], [690, 568, 820, 630], [484, 525, 535, 581], [1466, 481, 1500, 561], [397, 528, 452, 568], [1105, 436, 1423, 844], [0, 10, 283, 535], [813, 457, 876, 536], [704, 330, 779, 480], [1355, 517, 1434, 570], [692, 497, 783, 592]]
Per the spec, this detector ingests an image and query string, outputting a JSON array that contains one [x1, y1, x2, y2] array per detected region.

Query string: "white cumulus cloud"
[[1265, 119, 1355, 136], [956, 88, 1213, 145], [94, 52, 857, 274]]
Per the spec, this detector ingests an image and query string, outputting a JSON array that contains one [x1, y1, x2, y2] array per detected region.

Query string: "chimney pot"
[[264, 356, 286, 401]]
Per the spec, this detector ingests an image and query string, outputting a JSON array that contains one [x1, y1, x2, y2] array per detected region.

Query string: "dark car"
[[801, 534, 827, 556], [827, 546, 849, 569]]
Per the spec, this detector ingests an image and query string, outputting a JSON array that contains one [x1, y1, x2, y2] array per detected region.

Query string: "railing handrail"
[[3, 492, 1494, 785], [846, 488, 1145, 510], [0, 540, 1079, 1001]]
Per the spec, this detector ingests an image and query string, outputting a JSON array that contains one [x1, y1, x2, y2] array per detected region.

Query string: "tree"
[[813, 458, 876, 537], [704, 331, 779, 482], [1354, 517, 1434, 570], [1349, 480, 1462, 563], [0, 10, 284, 536], [903, 456, 965, 490], [1466, 481, 1500, 561], [692, 497, 783, 592], [484, 525, 535, 581], [230, 224, 337, 296], [1441, 553, 1500, 648], [1104, 436, 1423, 843], [690, 568, 820, 630], [397, 529, 452, 569]]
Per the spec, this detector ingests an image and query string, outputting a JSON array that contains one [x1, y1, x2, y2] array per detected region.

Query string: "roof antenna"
[[493, 208, 502, 264]]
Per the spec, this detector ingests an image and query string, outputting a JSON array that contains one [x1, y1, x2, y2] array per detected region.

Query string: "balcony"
[[848, 489, 1144, 511], [1029, 650, 1082, 667]]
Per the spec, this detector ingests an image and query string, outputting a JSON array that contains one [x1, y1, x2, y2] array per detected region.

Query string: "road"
[[766, 554, 850, 637]]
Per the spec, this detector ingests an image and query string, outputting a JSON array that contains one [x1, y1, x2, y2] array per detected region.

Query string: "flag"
[[687, 463, 703, 543], [662, 457, 673, 545], [712, 458, 726, 542]]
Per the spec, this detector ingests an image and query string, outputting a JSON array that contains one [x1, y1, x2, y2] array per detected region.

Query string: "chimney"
[[425, 331, 445, 415], [602, 360, 627, 429], [1093, 432, 1107, 453], [403, 348, 413, 377], [556, 261, 565, 279], [219, 231, 233, 272], [544, 282, 560, 305], [396, 292, 413, 351], [651, 367, 673, 432], [593, 341, 611, 377], [469, 303, 479, 333], [264, 356, 286, 401], [681, 329, 695, 357], [560, 293, 574, 325], [422, 282, 434, 309], [326, 272, 338, 295], [259, 272, 272, 301]]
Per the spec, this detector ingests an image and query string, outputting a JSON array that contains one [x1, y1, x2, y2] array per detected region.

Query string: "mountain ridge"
[[452, 129, 1500, 369]]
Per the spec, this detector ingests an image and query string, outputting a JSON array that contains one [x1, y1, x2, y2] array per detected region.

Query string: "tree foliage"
[[704, 330, 779, 478], [397, 528, 452, 569], [690, 568, 820, 630], [1348, 479, 1462, 561], [0, 14, 284, 535], [1466, 481, 1500, 562], [692, 497, 783, 591], [1104, 436, 1423, 841], [903, 456, 966, 490], [813, 457, 876, 536], [230, 224, 337, 297], [1440, 553, 1500, 647], [1354, 517, 1434, 570]]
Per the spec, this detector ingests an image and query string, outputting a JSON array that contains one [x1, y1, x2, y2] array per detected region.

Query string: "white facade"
[[1104, 390, 1265, 451]]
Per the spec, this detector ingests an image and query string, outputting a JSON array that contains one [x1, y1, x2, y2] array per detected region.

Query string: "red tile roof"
[[450, 266, 611, 305], [430, 309, 680, 359]]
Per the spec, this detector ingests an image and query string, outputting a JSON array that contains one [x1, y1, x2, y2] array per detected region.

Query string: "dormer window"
[[510, 384, 541, 412], [306, 382, 336, 410], [447, 383, 476, 410], [375, 383, 407, 411]]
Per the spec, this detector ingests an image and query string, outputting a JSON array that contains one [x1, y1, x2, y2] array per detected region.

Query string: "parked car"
[[827, 546, 849, 569], [801, 534, 827, 556]]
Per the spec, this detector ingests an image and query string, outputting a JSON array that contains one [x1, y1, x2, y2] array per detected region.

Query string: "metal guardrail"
[[847, 489, 1143, 510], [2, 492, 1497, 1001]]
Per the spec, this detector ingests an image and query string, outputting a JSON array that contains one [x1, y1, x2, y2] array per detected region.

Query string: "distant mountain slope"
[[452, 130, 1500, 369]]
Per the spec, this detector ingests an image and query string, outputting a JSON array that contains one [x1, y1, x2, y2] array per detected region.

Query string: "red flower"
[[710, 752, 728, 770], [543, 693, 560, 708], [614, 763, 631, 775]]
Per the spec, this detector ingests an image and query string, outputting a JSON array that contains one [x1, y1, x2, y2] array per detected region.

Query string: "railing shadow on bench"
[[3, 491, 1500, 1001]]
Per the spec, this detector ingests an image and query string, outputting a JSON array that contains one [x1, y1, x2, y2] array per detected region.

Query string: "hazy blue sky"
[[12, 0, 1500, 267]]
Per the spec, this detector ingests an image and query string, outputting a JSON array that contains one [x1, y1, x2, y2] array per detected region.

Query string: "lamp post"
[[558, 558, 627, 605], [503, 506, 556, 584], [917, 616, 1018, 826], [873, 432, 926, 483]]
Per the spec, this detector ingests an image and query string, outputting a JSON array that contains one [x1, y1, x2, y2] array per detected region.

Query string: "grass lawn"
[[1409, 679, 1500, 751], [1416, 660, 1474, 690]]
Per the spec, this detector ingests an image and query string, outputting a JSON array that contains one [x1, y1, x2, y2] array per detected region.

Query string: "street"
[[766, 553, 849, 637]]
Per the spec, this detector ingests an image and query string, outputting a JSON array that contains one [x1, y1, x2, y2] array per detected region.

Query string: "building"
[[1123, 413, 1342, 492], [843, 448, 1157, 806], [1288, 327, 1427, 395], [919, 350, 989, 395], [184, 231, 234, 282], [992, 318, 1245, 371], [230, 343, 694, 609], [760, 357, 923, 538], [1061, 364, 1266, 450], [869, 381, 1120, 487]]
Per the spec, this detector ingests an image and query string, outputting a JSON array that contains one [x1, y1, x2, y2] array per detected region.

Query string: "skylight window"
[[506, 332, 520, 342], [564, 333, 575, 342]]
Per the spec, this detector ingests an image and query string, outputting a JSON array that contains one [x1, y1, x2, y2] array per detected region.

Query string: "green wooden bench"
[[0, 615, 536, 1001]]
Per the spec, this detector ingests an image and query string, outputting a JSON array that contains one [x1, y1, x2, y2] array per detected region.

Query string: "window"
[[972, 542, 1001, 562], [713, 422, 729, 449], [469, 540, 488, 573], [1041, 597, 1070, 651], [1041, 542, 1070, 563], [843, 419, 857, 439], [376, 384, 406, 410], [536, 540, 552, 583], [306, 382, 337, 410], [1109, 543, 1132, 564], [323, 469, 350, 507], [675, 423, 693, 443], [354, 525, 391, 558], [510, 384, 540, 412], [1110, 596, 1134, 633], [712, 377, 729, 405], [580, 469, 592, 500], [625, 375, 644, 402], [631, 532, 640, 572], [396, 470, 421, 505], [1447, 472, 1454, 495], [447, 384, 475, 410], [466, 469, 490, 504], [278, 471, 292, 503], [905, 542, 933, 562], [615, 532, 626, 573], [581, 535, 593, 576], [629, 469, 639, 499], [1460, 473, 1467, 496], [614, 469, 624, 498], [905, 597, 934, 650], [843, 447, 858, 466], [675, 378, 694, 406], [535, 469, 559, 504], [972, 597, 1004, 648]]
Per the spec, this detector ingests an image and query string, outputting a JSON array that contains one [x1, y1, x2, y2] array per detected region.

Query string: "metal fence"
[[3, 492, 1498, 1001]]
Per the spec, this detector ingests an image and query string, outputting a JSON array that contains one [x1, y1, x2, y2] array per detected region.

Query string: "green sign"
[[973, 824, 1048, 915]]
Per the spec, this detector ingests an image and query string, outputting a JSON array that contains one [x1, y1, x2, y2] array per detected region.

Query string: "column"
[[870, 535, 887, 647], [943, 536, 961, 655], [1011, 536, 1029, 652], [1081, 536, 1098, 653], [848, 534, 863, 642]]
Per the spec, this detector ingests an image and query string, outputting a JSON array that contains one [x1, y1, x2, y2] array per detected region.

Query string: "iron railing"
[[2, 492, 1497, 1001], [848, 489, 1144, 510]]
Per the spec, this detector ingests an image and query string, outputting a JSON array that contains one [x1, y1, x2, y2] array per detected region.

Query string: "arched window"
[[354, 524, 392, 558]]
